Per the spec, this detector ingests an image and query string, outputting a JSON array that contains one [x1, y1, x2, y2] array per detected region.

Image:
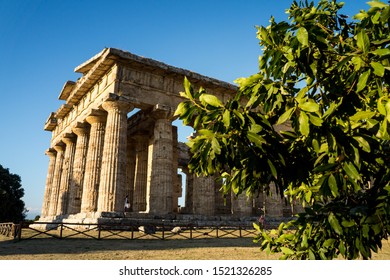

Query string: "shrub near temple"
[[175, 0, 390, 259]]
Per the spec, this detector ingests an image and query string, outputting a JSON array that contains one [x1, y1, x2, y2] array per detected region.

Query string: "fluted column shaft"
[[182, 167, 194, 213], [67, 124, 90, 214], [80, 115, 106, 213], [146, 116, 174, 214], [192, 175, 215, 216], [47, 144, 65, 216], [171, 126, 180, 212], [97, 100, 133, 212], [41, 149, 57, 217], [126, 137, 136, 210], [132, 134, 149, 212], [264, 182, 284, 218], [56, 135, 76, 216], [231, 192, 253, 216]]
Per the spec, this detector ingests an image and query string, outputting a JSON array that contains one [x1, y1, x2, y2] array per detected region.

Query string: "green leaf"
[[350, 111, 376, 121], [309, 114, 323, 126], [308, 249, 316, 260], [341, 219, 355, 227], [299, 101, 320, 112], [328, 212, 343, 235], [199, 94, 222, 107], [312, 138, 320, 153], [377, 97, 387, 116], [370, 61, 385, 77], [247, 132, 266, 148], [323, 238, 336, 248], [351, 56, 364, 71], [277, 107, 295, 124], [305, 189, 312, 203], [281, 247, 295, 255], [323, 105, 336, 119], [339, 242, 346, 255], [198, 129, 215, 138], [378, 119, 389, 139], [249, 124, 263, 134], [267, 159, 277, 179], [301, 233, 308, 249], [233, 110, 245, 125], [222, 110, 230, 128], [297, 27, 309, 46], [313, 163, 338, 173], [183, 77, 193, 99], [371, 48, 390, 56], [253, 222, 261, 232], [193, 114, 202, 129], [174, 102, 187, 117], [367, 1, 389, 8], [354, 12, 368, 20], [356, 70, 370, 92], [357, 30, 370, 54], [353, 136, 371, 152], [342, 161, 361, 181], [299, 111, 310, 136], [387, 101, 390, 122], [211, 137, 221, 155], [328, 174, 339, 197]]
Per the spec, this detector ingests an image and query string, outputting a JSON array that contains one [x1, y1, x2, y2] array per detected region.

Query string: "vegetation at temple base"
[[0, 164, 26, 223], [175, 0, 390, 259]]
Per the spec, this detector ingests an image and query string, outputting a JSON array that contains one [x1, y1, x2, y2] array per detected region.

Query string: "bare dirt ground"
[[0, 235, 272, 260], [1, 230, 389, 260]]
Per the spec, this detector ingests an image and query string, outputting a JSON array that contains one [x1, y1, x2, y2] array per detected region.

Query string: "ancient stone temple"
[[40, 48, 297, 225]]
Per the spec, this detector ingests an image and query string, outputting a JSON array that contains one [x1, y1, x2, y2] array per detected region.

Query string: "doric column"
[[67, 123, 90, 214], [264, 183, 284, 218], [47, 143, 65, 216], [41, 148, 57, 217], [231, 192, 253, 216], [182, 166, 193, 214], [171, 126, 180, 212], [192, 175, 216, 216], [146, 107, 174, 214], [80, 114, 106, 213], [56, 134, 76, 216], [215, 178, 231, 214], [126, 137, 137, 210], [132, 134, 149, 212], [97, 100, 133, 212]]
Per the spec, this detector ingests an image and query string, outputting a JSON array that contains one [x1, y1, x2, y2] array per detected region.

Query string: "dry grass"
[[1, 229, 389, 260], [0, 231, 271, 260]]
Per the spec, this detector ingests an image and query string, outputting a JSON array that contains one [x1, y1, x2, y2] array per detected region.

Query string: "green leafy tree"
[[175, 0, 390, 259], [0, 164, 26, 223]]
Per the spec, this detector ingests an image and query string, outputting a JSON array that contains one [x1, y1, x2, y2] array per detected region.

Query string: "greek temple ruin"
[[40, 48, 298, 225]]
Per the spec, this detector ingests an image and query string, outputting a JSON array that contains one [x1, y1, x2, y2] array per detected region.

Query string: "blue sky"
[[0, 0, 371, 219]]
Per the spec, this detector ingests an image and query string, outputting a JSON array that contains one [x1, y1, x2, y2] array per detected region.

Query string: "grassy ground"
[[1, 229, 389, 260]]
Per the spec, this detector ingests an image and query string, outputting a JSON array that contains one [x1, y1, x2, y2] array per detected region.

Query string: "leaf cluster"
[[175, 0, 390, 259]]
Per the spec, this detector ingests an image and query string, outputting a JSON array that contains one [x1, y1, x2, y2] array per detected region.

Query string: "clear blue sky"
[[0, 0, 370, 219]]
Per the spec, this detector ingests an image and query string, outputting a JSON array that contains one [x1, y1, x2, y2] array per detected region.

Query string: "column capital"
[[150, 104, 174, 120], [72, 122, 90, 136], [45, 148, 57, 158], [53, 142, 65, 153], [86, 114, 107, 124], [102, 99, 134, 113], [62, 133, 77, 145]]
